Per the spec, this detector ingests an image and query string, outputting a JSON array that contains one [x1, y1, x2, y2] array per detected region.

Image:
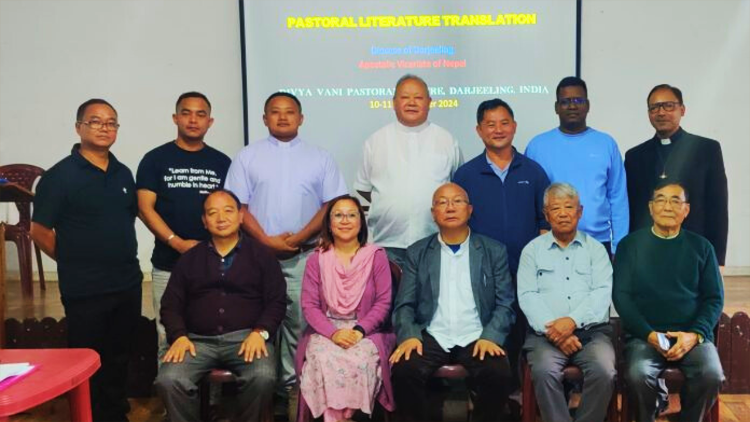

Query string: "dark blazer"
[[624, 128, 728, 264], [392, 232, 516, 346]]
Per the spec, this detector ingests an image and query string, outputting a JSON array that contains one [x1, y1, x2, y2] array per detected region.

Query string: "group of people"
[[29, 73, 727, 422]]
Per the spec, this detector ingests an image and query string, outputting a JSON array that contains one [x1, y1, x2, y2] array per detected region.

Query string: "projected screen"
[[241, 0, 579, 189]]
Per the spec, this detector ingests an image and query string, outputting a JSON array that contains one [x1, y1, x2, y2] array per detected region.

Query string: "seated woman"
[[295, 194, 395, 422]]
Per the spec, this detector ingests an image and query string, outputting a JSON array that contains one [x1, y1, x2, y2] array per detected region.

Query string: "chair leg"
[[199, 379, 211, 422], [34, 242, 45, 290], [12, 236, 33, 297], [521, 362, 536, 422], [707, 398, 719, 422]]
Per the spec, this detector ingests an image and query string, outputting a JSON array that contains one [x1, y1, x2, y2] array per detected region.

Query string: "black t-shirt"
[[136, 141, 231, 271], [32, 144, 142, 299]]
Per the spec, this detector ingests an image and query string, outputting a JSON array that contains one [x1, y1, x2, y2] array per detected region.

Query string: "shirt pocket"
[[535, 259, 556, 292], [574, 261, 593, 289]]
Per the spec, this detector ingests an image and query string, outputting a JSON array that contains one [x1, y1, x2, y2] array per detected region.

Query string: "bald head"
[[432, 183, 469, 204]]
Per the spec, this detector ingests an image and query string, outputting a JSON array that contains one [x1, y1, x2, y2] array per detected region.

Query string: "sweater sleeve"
[[689, 243, 724, 341], [160, 258, 190, 344], [613, 239, 654, 340], [356, 249, 392, 335], [300, 252, 338, 339]]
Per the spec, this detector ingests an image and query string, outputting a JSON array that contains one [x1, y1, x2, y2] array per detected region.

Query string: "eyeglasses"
[[651, 197, 686, 208], [79, 120, 120, 131], [557, 97, 587, 108], [648, 101, 681, 114], [433, 198, 470, 209], [331, 211, 359, 222]]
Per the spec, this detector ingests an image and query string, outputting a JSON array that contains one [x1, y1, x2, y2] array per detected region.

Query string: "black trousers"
[[391, 331, 513, 422], [63, 284, 142, 422]]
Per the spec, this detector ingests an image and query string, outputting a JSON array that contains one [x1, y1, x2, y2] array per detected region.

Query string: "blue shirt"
[[453, 148, 550, 275], [517, 231, 613, 334], [525, 127, 629, 251], [224, 136, 347, 236]]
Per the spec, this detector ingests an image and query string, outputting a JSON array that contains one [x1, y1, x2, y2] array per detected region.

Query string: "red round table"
[[0, 348, 100, 422]]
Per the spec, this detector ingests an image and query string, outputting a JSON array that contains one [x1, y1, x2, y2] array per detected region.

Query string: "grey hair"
[[394, 74, 430, 98], [543, 182, 580, 207]]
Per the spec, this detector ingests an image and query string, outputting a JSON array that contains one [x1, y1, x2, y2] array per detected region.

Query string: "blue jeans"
[[523, 326, 616, 422], [155, 329, 276, 422], [624, 338, 724, 422]]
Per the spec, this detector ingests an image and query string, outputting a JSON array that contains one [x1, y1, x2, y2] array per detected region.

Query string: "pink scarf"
[[319, 244, 380, 316]]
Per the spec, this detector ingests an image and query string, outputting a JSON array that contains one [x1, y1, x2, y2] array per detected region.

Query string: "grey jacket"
[[392, 232, 516, 346]]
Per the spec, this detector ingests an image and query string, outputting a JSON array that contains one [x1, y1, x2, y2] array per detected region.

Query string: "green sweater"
[[613, 228, 723, 342]]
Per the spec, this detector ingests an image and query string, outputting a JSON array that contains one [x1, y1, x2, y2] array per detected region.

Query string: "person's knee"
[[624, 358, 654, 388], [584, 359, 616, 384], [391, 358, 431, 384], [155, 368, 194, 395], [693, 363, 724, 392]]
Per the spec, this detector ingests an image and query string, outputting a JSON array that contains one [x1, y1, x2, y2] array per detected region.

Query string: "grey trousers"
[[277, 250, 311, 394], [624, 338, 724, 422], [523, 328, 616, 422], [152, 268, 171, 365], [155, 329, 276, 422]]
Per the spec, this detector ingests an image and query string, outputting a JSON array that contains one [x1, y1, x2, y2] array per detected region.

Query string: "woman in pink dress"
[[295, 194, 395, 422]]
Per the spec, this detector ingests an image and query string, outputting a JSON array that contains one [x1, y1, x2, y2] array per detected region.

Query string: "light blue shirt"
[[485, 152, 512, 183], [224, 136, 347, 236], [427, 233, 483, 351], [517, 230, 612, 334], [525, 127, 629, 251]]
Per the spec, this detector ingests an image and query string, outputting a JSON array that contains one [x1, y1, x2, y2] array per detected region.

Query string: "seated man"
[[518, 182, 615, 422], [155, 189, 287, 422], [614, 181, 724, 422], [390, 182, 516, 422]]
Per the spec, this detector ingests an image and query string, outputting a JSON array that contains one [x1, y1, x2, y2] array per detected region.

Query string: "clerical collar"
[[660, 138, 671, 145], [651, 227, 680, 240]]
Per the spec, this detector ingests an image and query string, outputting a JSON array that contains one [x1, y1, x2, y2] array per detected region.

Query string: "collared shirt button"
[[219, 308, 225, 314], [566, 277, 570, 280], [566, 257, 570, 260], [567, 296, 571, 299]]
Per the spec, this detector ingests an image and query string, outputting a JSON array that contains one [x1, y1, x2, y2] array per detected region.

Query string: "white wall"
[[2, 0, 749, 276], [581, 0, 750, 272], [0, 0, 245, 278]]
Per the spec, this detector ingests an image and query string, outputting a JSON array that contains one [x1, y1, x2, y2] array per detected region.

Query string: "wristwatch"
[[696, 333, 704, 344], [254, 329, 269, 341]]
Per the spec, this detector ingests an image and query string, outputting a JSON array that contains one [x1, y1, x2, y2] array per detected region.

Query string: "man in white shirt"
[[355, 74, 463, 267], [390, 183, 516, 422]]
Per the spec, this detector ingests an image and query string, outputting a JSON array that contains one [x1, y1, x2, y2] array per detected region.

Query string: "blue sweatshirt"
[[525, 127, 629, 251]]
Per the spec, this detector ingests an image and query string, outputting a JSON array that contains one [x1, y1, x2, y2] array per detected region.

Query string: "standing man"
[[224, 92, 347, 418], [614, 181, 724, 422], [137, 92, 231, 362], [518, 183, 615, 422], [625, 84, 728, 266], [31, 99, 142, 422], [452, 98, 549, 391], [156, 189, 286, 422], [526, 76, 629, 255], [354, 74, 463, 268], [390, 183, 515, 422]]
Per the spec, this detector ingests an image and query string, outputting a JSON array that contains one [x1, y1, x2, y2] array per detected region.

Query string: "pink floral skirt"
[[300, 319, 382, 418]]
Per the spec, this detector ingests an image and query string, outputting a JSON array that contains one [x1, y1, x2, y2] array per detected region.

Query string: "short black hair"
[[76, 99, 117, 122], [476, 98, 514, 124], [264, 92, 302, 114], [647, 84, 683, 105], [203, 189, 242, 212], [176, 92, 211, 112], [556, 76, 588, 98], [652, 180, 690, 202]]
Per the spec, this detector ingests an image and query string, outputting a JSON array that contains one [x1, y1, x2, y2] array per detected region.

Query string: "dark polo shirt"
[[32, 144, 142, 299]]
